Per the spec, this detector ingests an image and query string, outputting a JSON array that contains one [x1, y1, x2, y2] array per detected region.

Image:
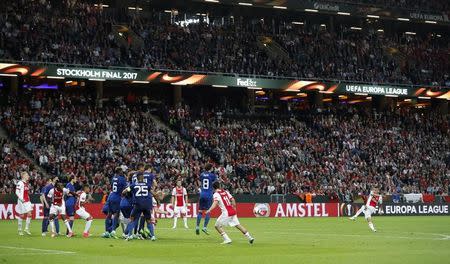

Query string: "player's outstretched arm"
[[122, 187, 131, 195], [205, 200, 218, 215]]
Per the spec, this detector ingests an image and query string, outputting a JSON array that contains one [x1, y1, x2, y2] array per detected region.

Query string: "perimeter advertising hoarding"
[[2, 202, 448, 220], [1, 63, 449, 99], [0, 203, 338, 219]]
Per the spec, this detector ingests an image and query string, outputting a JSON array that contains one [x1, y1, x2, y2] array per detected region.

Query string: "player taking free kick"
[[206, 181, 254, 245]]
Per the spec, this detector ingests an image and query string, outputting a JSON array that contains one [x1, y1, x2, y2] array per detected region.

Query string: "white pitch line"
[[0, 245, 75, 255]]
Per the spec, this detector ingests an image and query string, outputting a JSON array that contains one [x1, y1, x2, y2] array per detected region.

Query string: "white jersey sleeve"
[[79, 192, 87, 203], [63, 188, 70, 195], [15, 181, 24, 201], [171, 188, 176, 196], [183, 188, 187, 196], [47, 188, 55, 199]]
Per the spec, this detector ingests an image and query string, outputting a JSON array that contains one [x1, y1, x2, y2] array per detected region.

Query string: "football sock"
[[105, 217, 112, 232], [84, 220, 93, 233], [244, 232, 252, 239], [368, 222, 375, 231], [64, 220, 72, 233], [25, 217, 31, 230], [221, 232, 231, 241], [173, 217, 178, 227], [111, 216, 118, 232], [183, 216, 188, 227], [42, 217, 49, 232], [196, 212, 202, 228], [148, 223, 155, 237], [204, 213, 210, 228], [54, 219, 60, 233], [18, 217, 23, 231], [50, 220, 55, 233]]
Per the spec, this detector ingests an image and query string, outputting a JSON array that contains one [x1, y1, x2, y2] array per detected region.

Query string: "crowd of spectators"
[[1, 0, 449, 86], [1, 91, 209, 194], [0, 138, 44, 194], [175, 105, 449, 196], [0, 91, 449, 198]]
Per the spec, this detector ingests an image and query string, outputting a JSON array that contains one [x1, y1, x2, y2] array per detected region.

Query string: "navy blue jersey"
[[199, 172, 217, 198], [65, 182, 76, 205], [110, 174, 127, 201], [132, 171, 155, 186], [41, 183, 54, 203], [129, 181, 152, 206]]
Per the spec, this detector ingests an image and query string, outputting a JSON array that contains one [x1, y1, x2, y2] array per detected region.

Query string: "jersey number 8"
[[202, 179, 209, 189]]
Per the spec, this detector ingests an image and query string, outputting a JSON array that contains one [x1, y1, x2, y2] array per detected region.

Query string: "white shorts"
[[215, 214, 240, 228], [364, 206, 376, 219], [174, 206, 187, 216], [50, 205, 66, 216], [76, 208, 91, 220], [16, 201, 32, 215]]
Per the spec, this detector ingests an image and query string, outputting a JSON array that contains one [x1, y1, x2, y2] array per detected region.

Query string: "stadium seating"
[[1, 0, 448, 86]]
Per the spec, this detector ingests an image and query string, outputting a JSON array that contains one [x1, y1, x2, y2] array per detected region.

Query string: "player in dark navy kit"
[[40, 177, 60, 236], [196, 163, 217, 235], [65, 176, 77, 235], [122, 172, 156, 241], [103, 167, 127, 238]]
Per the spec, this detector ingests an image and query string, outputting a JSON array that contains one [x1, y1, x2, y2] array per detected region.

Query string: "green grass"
[[0, 217, 449, 264]]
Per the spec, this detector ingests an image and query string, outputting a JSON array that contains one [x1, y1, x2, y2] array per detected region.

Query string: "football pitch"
[[0, 217, 449, 264]]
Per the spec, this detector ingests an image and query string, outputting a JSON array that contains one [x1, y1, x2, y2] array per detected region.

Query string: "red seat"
[[422, 194, 435, 203]]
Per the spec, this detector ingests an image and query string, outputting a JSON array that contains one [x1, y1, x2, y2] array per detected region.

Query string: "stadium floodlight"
[[164, 10, 172, 13], [131, 81, 150, 84], [405, 32, 416, 35], [47, 76, 65, 79], [404, 98, 412, 102], [319, 91, 333, 94], [238, 2, 253, 6], [377, 29, 384, 32], [205, 0, 220, 3], [88, 78, 106, 82], [397, 18, 410, 21], [366, 97, 372, 100], [292, 21, 304, 25], [305, 9, 318, 12], [350, 27, 362, 30], [337, 12, 351, 16], [436, 34, 442, 37], [128, 7, 136, 10], [0, 73, 17, 77], [273, 6, 287, 9], [212, 85, 228, 88], [385, 94, 398, 97], [247, 87, 262, 90], [367, 15, 380, 18], [425, 20, 437, 24], [354, 93, 368, 96], [418, 96, 431, 99]]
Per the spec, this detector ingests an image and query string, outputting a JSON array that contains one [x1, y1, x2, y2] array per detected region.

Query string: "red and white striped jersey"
[[172, 187, 187, 207], [76, 191, 87, 210], [16, 180, 30, 202], [213, 189, 236, 217], [47, 188, 69, 206], [366, 194, 382, 208]]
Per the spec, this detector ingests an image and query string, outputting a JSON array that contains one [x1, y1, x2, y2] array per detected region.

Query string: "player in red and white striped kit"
[[363, 188, 383, 232], [15, 172, 32, 236], [75, 184, 94, 238], [47, 182, 74, 237], [206, 181, 254, 244], [171, 180, 189, 229]]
